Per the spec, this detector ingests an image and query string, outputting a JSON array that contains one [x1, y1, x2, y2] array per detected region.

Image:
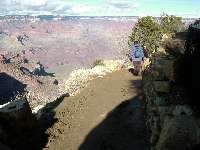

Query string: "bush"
[[128, 16, 162, 56], [92, 59, 104, 67], [128, 15, 185, 57], [160, 14, 185, 33], [193, 19, 200, 26]]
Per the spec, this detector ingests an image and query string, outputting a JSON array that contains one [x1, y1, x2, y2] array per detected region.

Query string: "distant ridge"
[[0, 15, 197, 22], [0, 15, 139, 22]]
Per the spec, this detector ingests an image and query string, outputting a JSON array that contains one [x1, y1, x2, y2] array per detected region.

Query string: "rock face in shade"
[[0, 98, 36, 147], [156, 116, 199, 150], [0, 72, 26, 105], [142, 56, 200, 150], [0, 98, 32, 121], [0, 142, 12, 150]]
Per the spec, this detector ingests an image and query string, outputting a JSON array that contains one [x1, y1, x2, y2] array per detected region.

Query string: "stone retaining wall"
[[142, 56, 200, 150]]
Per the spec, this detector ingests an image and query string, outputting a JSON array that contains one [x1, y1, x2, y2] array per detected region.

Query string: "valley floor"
[[43, 70, 149, 150]]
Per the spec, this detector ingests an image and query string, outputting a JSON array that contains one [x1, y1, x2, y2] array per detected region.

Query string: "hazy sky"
[[0, 0, 200, 17]]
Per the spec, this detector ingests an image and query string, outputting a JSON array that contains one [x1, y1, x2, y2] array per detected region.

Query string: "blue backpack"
[[134, 46, 142, 58]]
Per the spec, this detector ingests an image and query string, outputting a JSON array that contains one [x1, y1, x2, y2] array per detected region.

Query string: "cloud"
[[70, 3, 97, 15], [105, 0, 140, 10], [15, 0, 48, 6], [0, 0, 73, 15], [0, 0, 141, 16], [0, 0, 199, 17]]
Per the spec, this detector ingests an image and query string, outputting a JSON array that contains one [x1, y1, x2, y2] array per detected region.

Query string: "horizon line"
[[0, 15, 199, 19]]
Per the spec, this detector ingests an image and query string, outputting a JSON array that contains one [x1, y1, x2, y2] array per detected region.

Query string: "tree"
[[128, 15, 185, 57], [160, 14, 184, 33], [128, 16, 163, 56]]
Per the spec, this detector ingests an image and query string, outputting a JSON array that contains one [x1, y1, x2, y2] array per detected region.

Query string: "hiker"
[[129, 41, 144, 75]]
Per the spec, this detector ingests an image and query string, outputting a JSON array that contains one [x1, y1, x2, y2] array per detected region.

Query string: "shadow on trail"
[[26, 93, 69, 150], [79, 78, 149, 150]]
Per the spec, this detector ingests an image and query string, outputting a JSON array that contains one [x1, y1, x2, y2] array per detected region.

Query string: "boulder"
[[152, 58, 175, 81], [155, 96, 170, 106], [156, 116, 200, 150], [153, 81, 170, 93], [0, 98, 32, 121], [172, 105, 193, 116], [0, 98, 36, 143], [158, 107, 173, 127]]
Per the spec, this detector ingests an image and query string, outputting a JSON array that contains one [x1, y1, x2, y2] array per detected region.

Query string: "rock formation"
[[142, 24, 200, 150], [143, 55, 200, 150], [0, 98, 36, 149]]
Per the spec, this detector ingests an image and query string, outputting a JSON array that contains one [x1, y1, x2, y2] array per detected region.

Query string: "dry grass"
[[92, 59, 105, 67], [64, 60, 124, 96]]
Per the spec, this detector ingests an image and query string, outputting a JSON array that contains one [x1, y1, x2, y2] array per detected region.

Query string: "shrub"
[[92, 59, 104, 67], [193, 19, 200, 26], [128, 16, 163, 56], [160, 14, 185, 33], [128, 15, 185, 57]]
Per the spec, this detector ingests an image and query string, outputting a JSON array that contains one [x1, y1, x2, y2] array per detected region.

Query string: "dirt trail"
[[44, 70, 148, 150]]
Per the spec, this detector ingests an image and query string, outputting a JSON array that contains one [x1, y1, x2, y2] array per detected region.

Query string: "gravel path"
[[44, 70, 149, 150]]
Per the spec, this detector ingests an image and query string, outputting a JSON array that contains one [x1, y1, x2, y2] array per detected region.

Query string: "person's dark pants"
[[133, 61, 142, 75]]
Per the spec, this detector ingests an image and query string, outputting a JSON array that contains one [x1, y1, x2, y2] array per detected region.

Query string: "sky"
[[0, 0, 200, 18]]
